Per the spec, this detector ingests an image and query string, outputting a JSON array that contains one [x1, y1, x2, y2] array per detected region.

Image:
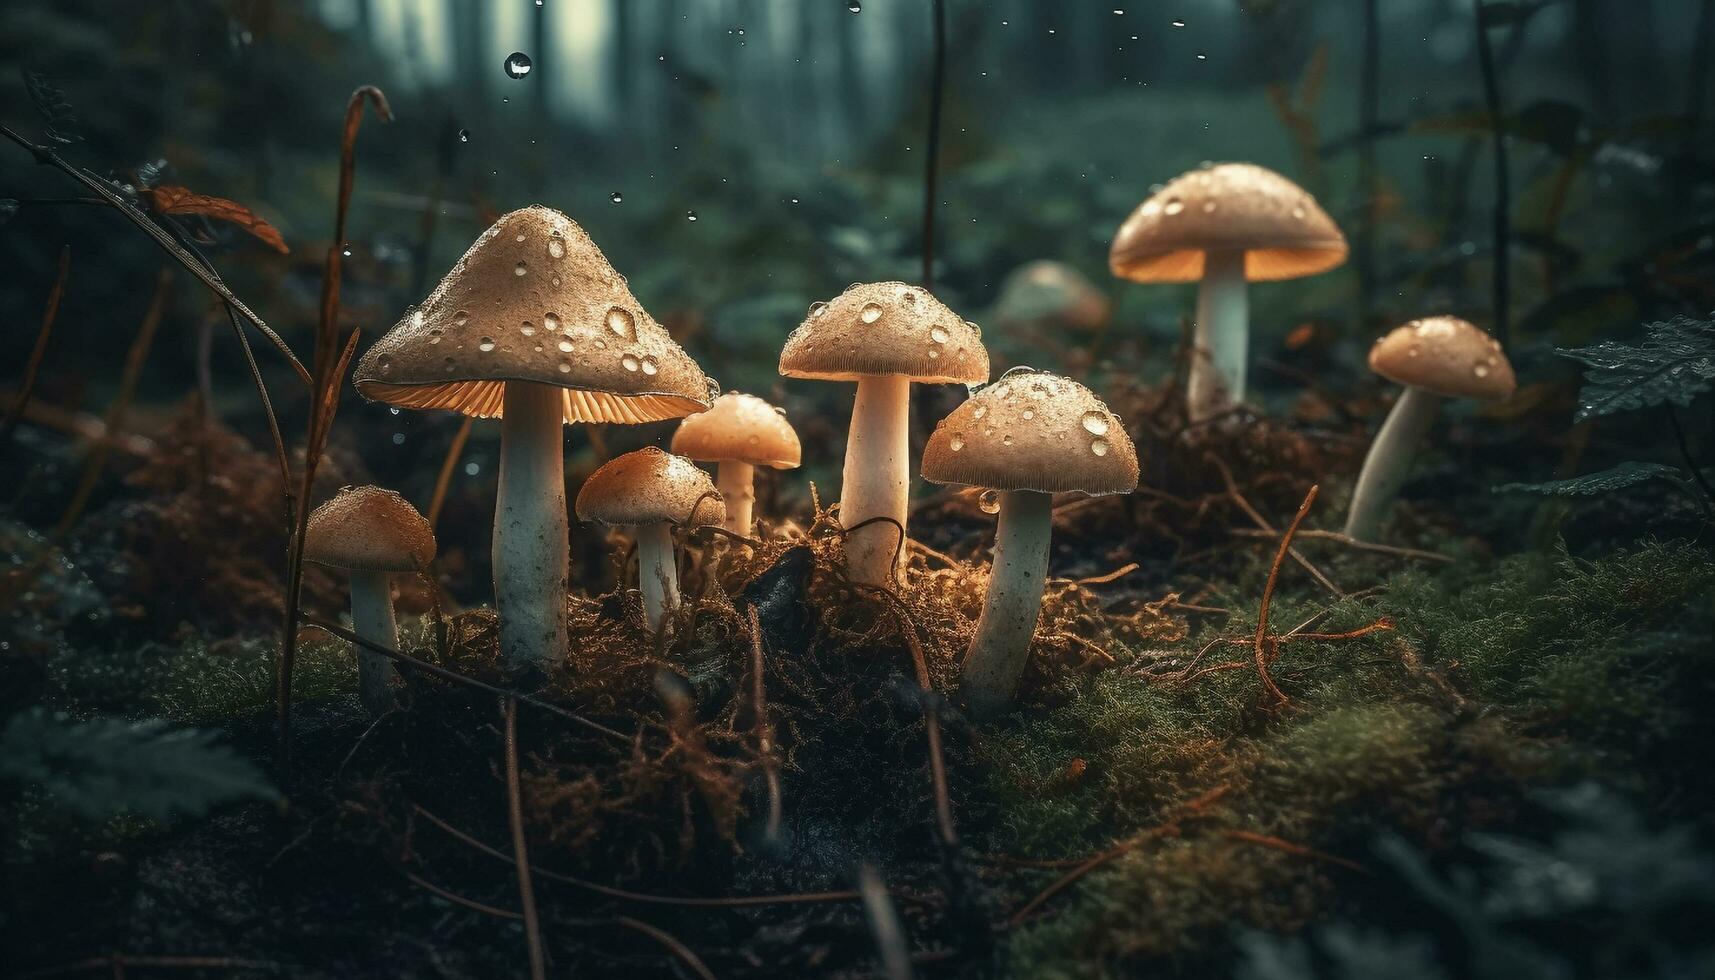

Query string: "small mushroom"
[[921, 370, 1138, 718], [575, 447, 725, 631], [993, 260, 1112, 336], [353, 206, 712, 668], [671, 392, 801, 535], [1344, 316, 1516, 542], [780, 282, 990, 585], [1109, 163, 1346, 422], [304, 487, 436, 716]]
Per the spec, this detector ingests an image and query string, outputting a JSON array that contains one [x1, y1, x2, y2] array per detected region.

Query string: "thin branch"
[[616, 917, 718, 980], [15, 956, 285, 978], [406, 871, 522, 919], [0, 123, 308, 384], [302, 618, 629, 741], [0, 245, 70, 451], [1254, 485, 1320, 706], [1205, 453, 1343, 596], [745, 605, 784, 843], [1227, 527, 1452, 563], [1220, 829, 1367, 873], [503, 698, 548, 980]]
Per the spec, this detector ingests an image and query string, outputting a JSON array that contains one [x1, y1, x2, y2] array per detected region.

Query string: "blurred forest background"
[[2, 0, 1713, 588]]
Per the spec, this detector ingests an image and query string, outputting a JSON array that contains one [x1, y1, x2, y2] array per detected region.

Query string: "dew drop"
[[606, 306, 636, 340], [950, 433, 965, 452], [558, 340, 574, 353], [559, 362, 572, 374], [973, 405, 989, 421], [859, 303, 884, 324], [1091, 439, 1110, 456], [927, 348, 941, 359], [1474, 364, 1490, 379], [547, 238, 565, 259], [503, 52, 533, 79], [514, 261, 528, 277], [1002, 433, 1014, 445], [640, 356, 659, 376], [1164, 198, 1186, 216], [978, 490, 1001, 515], [930, 325, 950, 343], [622, 354, 641, 372], [1292, 206, 1307, 220], [544, 312, 561, 332], [1081, 411, 1110, 435], [377, 354, 392, 375], [479, 337, 496, 352], [520, 321, 536, 337], [453, 311, 469, 326], [808, 301, 828, 319], [1021, 409, 1035, 421], [1202, 200, 1218, 213]]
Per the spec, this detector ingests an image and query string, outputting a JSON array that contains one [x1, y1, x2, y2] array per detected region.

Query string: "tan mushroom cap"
[[304, 486, 436, 573], [1368, 316, 1517, 401], [671, 392, 802, 469], [353, 206, 712, 425], [994, 260, 1111, 333], [575, 447, 726, 528], [779, 281, 990, 384], [1109, 163, 1347, 283], [922, 371, 1139, 496]]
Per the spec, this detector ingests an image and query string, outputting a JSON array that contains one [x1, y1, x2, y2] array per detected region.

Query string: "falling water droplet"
[[610, 191, 623, 203], [847, 1, 861, 11], [458, 129, 470, 143], [504, 52, 533, 78], [685, 210, 698, 222]]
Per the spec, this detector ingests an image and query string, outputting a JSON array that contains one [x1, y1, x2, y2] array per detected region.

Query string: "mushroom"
[[303, 486, 436, 716], [575, 447, 725, 631], [921, 370, 1138, 718], [779, 282, 990, 585], [1343, 316, 1515, 542], [993, 260, 1111, 336], [353, 206, 712, 669], [670, 392, 801, 536], [1109, 163, 1346, 422]]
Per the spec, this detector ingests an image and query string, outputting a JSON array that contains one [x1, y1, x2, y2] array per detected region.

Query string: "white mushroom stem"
[[1188, 248, 1250, 423], [495, 381, 569, 668], [636, 522, 680, 631], [841, 374, 912, 586], [716, 460, 756, 536], [960, 489, 1053, 719], [1344, 385, 1442, 542], [347, 570, 398, 716]]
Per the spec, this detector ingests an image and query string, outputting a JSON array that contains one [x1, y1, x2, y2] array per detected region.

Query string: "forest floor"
[[2, 379, 1713, 979]]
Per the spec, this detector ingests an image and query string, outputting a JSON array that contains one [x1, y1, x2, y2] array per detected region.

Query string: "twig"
[[745, 605, 784, 842], [1007, 785, 1230, 927], [503, 697, 548, 980], [1666, 405, 1715, 518], [0, 123, 307, 384], [426, 416, 473, 529], [1254, 485, 1320, 706], [616, 917, 718, 980], [302, 618, 629, 740], [1205, 453, 1342, 596], [51, 268, 170, 540], [859, 864, 915, 980], [1067, 562, 1139, 586], [0, 245, 69, 452], [15, 956, 285, 978], [1475, 1, 1511, 345], [1228, 527, 1452, 562], [412, 804, 875, 908], [406, 871, 522, 919], [1220, 828, 1367, 873]]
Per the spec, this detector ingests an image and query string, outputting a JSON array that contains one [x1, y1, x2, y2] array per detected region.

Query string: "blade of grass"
[[0, 245, 70, 452]]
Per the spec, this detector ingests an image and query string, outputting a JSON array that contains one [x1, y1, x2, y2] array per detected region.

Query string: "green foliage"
[[1493, 461, 1683, 497], [0, 707, 276, 821], [1235, 785, 1715, 980], [1559, 313, 1715, 422]]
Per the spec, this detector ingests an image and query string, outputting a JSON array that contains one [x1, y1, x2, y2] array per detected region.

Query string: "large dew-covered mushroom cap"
[[1368, 315, 1516, 401], [304, 486, 437, 573], [1109, 163, 1347, 284], [575, 447, 726, 528], [778, 281, 989, 384], [671, 392, 802, 469], [353, 206, 712, 424], [922, 370, 1138, 495]]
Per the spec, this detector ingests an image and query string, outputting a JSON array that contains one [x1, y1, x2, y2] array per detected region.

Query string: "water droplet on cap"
[[950, 433, 965, 451], [1082, 411, 1110, 435], [860, 303, 883, 324], [1091, 439, 1110, 456], [479, 337, 496, 352], [930, 325, 949, 343], [514, 261, 528, 277], [978, 490, 1001, 514], [544, 312, 561, 332], [606, 307, 636, 340], [622, 354, 640, 372]]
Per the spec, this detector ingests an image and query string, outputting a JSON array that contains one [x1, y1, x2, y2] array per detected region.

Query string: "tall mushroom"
[[575, 447, 725, 631], [1344, 316, 1515, 542], [1109, 163, 1346, 423], [779, 282, 989, 585], [670, 391, 801, 536], [303, 486, 436, 716], [921, 370, 1138, 719], [353, 206, 712, 668]]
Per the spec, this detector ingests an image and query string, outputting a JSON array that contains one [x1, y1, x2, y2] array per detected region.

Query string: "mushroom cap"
[[353, 206, 712, 425], [575, 447, 726, 528], [778, 281, 990, 384], [921, 370, 1139, 496], [304, 486, 436, 573], [994, 260, 1111, 333], [1368, 315, 1517, 400], [1108, 163, 1347, 283], [670, 392, 802, 469]]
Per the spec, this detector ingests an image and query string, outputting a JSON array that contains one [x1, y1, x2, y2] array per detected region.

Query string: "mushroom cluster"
[[321, 176, 1518, 723]]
